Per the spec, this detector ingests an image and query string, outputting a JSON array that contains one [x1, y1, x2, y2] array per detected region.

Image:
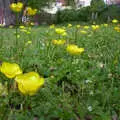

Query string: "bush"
[[98, 5, 120, 23], [55, 4, 120, 24], [56, 7, 91, 24]]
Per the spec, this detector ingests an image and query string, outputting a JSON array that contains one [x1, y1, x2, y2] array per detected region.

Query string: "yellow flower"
[[26, 31, 31, 34], [92, 25, 99, 30], [19, 26, 25, 29], [30, 22, 34, 26], [25, 41, 32, 46], [114, 26, 120, 32], [27, 41, 32, 44], [103, 24, 108, 27], [76, 25, 80, 28], [52, 39, 66, 45], [55, 28, 66, 34], [26, 7, 37, 16], [10, 2, 23, 12], [68, 24, 72, 27], [0, 62, 22, 78], [112, 19, 118, 23], [84, 26, 89, 29], [17, 34, 20, 38], [20, 29, 27, 33], [50, 24, 55, 29], [80, 30, 87, 34], [62, 32, 67, 36], [15, 72, 44, 95], [66, 44, 84, 55]]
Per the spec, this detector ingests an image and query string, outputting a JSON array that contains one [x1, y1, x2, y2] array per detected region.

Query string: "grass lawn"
[[0, 24, 120, 120]]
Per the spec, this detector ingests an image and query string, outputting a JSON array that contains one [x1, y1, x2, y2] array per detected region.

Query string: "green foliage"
[[98, 5, 120, 22], [56, 7, 90, 23], [90, 0, 105, 12], [0, 24, 120, 119], [25, 0, 55, 9]]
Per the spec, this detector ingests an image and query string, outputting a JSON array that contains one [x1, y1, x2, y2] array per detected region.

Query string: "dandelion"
[[66, 44, 84, 55], [112, 19, 118, 24], [15, 72, 44, 96], [10, 2, 23, 12], [52, 39, 66, 45], [0, 62, 22, 78]]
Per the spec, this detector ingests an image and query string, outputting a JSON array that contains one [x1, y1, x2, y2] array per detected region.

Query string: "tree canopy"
[[24, 0, 55, 9], [90, 0, 105, 12]]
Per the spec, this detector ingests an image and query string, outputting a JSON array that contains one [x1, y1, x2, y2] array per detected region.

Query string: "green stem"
[[15, 13, 18, 47]]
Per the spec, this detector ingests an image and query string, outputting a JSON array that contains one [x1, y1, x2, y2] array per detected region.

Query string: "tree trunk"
[[0, 0, 15, 26]]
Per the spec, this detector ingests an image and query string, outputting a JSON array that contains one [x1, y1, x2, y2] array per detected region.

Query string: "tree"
[[0, 0, 55, 25], [0, 0, 15, 25], [90, 0, 105, 21], [25, 0, 55, 9]]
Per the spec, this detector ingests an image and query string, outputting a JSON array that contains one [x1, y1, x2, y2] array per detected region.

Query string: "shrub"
[[98, 5, 120, 23], [56, 7, 91, 24]]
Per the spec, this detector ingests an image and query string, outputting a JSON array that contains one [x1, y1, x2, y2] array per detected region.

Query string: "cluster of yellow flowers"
[[50, 25, 85, 55], [52, 39, 66, 45], [0, 62, 44, 96], [55, 28, 67, 36], [92, 25, 100, 31], [10, 2, 37, 16], [19, 25, 31, 34], [114, 26, 120, 32], [10, 2, 23, 12], [26, 7, 37, 16]]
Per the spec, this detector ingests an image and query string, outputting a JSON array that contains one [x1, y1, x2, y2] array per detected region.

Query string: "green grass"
[[0, 24, 120, 120]]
